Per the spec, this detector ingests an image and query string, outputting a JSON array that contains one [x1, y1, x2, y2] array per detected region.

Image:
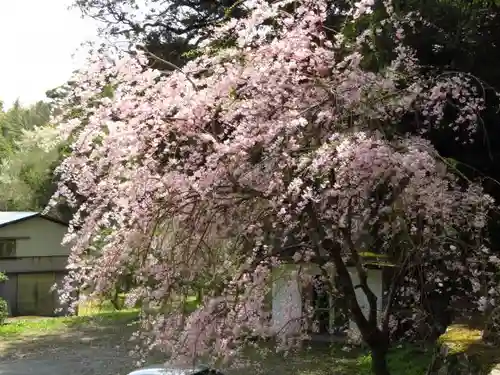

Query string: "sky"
[[0, 0, 99, 109]]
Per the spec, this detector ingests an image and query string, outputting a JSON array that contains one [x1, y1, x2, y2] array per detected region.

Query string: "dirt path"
[[0, 321, 163, 375], [0, 349, 135, 375], [0, 315, 342, 375]]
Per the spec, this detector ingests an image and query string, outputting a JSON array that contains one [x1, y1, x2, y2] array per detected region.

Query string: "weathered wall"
[[0, 256, 67, 273], [0, 271, 70, 317], [0, 217, 69, 258], [271, 264, 384, 340], [271, 263, 303, 335], [347, 267, 384, 341]]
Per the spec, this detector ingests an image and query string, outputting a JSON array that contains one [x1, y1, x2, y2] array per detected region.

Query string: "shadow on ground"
[[233, 342, 366, 375], [0, 311, 140, 357]]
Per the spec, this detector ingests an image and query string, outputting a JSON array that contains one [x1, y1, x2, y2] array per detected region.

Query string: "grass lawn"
[[0, 299, 139, 339], [238, 342, 433, 375]]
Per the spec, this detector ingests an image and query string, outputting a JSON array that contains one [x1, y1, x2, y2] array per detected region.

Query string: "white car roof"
[[127, 365, 213, 375]]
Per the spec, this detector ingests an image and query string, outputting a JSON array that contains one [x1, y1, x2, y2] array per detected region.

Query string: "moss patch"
[[437, 324, 500, 373], [439, 324, 483, 353]]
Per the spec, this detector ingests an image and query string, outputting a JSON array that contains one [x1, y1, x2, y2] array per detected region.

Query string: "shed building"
[[0, 211, 71, 316]]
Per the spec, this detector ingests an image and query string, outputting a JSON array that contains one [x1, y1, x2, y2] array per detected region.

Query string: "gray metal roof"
[[0, 212, 39, 227]]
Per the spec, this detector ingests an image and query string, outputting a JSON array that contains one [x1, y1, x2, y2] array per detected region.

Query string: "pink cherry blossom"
[[50, 0, 499, 373]]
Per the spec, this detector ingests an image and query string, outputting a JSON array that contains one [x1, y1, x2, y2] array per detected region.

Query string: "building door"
[[312, 275, 332, 334], [309, 274, 349, 335], [0, 274, 17, 316], [17, 273, 56, 316]]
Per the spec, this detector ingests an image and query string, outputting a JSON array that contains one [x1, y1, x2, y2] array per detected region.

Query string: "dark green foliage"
[[0, 100, 69, 218], [0, 272, 8, 325], [0, 100, 51, 142], [0, 299, 8, 325], [74, 0, 250, 70]]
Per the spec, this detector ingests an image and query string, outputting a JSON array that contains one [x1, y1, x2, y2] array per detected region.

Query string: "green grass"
[[0, 299, 139, 339], [0, 294, 201, 340], [238, 342, 433, 375]]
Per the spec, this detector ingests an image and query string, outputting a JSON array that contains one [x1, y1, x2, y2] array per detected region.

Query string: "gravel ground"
[[0, 326, 162, 375], [0, 318, 345, 375], [0, 350, 135, 375]]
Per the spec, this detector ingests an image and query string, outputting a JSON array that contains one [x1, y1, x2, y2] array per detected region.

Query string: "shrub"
[[0, 298, 9, 325]]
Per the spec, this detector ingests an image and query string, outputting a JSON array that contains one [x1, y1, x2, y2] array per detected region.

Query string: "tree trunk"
[[371, 347, 391, 375], [109, 289, 122, 310], [196, 287, 203, 304]]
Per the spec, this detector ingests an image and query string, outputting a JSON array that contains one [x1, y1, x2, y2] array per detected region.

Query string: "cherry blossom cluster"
[[50, 0, 498, 366]]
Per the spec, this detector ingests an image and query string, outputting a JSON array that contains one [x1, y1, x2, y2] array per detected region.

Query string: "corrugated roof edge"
[[0, 211, 69, 229]]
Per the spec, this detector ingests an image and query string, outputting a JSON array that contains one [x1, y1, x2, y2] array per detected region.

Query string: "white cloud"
[[0, 0, 99, 108]]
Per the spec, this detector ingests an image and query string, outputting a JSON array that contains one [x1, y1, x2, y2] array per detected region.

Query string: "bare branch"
[[140, 45, 198, 89]]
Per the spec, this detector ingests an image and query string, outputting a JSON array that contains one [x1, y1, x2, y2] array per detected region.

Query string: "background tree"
[[0, 125, 64, 211], [0, 100, 51, 142], [73, 0, 251, 70], [0, 99, 70, 220], [0, 272, 9, 325]]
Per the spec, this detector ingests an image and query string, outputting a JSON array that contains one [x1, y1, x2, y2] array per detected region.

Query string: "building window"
[[0, 239, 16, 258]]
